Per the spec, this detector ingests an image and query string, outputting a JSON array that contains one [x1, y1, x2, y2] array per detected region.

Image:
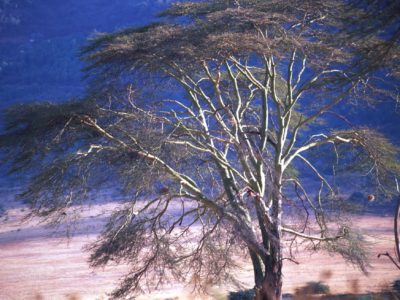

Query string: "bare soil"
[[0, 200, 398, 300]]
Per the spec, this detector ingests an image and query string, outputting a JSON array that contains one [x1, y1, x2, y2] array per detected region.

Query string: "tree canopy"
[[1, 1, 399, 299]]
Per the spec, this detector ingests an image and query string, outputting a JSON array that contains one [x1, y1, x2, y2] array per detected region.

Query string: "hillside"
[[0, 0, 171, 108]]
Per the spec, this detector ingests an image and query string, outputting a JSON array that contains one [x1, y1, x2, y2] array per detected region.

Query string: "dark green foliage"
[[392, 279, 400, 293], [83, 0, 348, 79], [339, 0, 400, 78], [228, 289, 255, 300], [294, 281, 330, 298], [323, 227, 371, 274], [333, 129, 400, 196], [304, 281, 330, 294]]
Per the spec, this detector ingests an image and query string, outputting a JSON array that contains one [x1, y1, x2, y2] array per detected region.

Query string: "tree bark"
[[254, 173, 283, 300], [254, 219, 283, 300], [254, 259, 282, 300]]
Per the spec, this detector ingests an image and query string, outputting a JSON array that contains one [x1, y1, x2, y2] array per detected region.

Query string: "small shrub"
[[295, 281, 330, 296], [228, 289, 254, 300], [392, 279, 400, 293], [305, 281, 330, 294]]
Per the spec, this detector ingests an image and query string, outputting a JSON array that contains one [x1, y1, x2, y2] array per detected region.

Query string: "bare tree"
[[1, 1, 399, 299]]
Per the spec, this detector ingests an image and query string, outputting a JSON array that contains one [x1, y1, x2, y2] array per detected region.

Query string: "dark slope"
[[0, 0, 171, 108]]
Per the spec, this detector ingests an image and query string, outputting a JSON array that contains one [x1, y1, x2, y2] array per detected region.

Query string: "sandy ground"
[[0, 197, 399, 300]]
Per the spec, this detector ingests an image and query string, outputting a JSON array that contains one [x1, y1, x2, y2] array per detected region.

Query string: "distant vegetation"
[[0, 0, 171, 108]]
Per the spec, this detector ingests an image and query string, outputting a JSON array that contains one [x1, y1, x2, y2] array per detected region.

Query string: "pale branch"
[[224, 61, 243, 123], [76, 144, 118, 157], [282, 227, 344, 242], [259, 74, 270, 152], [201, 61, 263, 185], [240, 84, 259, 120], [286, 49, 296, 106], [294, 69, 351, 101], [161, 99, 201, 122], [283, 178, 317, 212], [269, 57, 283, 110], [166, 114, 254, 187], [293, 56, 307, 91], [282, 85, 356, 163], [281, 117, 302, 160], [284, 133, 355, 169], [168, 66, 234, 140], [296, 85, 355, 128], [202, 62, 240, 140], [229, 57, 267, 91], [79, 115, 226, 215], [53, 117, 73, 143], [165, 140, 212, 154], [296, 154, 334, 194]]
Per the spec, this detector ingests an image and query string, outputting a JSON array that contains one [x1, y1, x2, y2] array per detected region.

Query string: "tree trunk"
[[254, 257, 282, 300], [254, 167, 283, 300], [253, 222, 283, 300]]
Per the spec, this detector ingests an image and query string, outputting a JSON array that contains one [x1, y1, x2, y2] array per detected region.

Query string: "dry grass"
[[0, 202, 399, 300]]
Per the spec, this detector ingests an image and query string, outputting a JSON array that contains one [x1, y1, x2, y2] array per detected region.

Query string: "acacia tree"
[[1, 1, 400, 299], [343, 0, 400, 270]]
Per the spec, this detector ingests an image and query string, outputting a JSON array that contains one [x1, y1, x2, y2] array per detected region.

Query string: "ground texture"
[[0, 198, 399, 299]]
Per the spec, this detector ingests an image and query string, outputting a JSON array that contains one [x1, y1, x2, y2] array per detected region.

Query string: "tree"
[[343, 0, 400, 273], [1, 1, 399, 299]]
